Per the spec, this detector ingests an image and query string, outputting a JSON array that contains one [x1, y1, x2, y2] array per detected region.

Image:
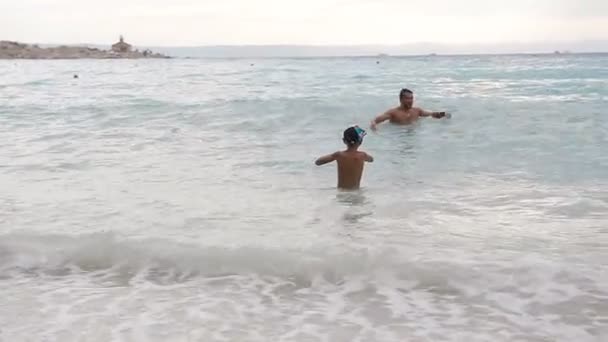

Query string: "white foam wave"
[[1, 233, 606, 341], [0, 232, 404, 283]]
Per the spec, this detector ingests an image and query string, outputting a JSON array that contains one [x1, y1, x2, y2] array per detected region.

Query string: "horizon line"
[[4, 39, 606, 58], [7, 39, 608, 48]]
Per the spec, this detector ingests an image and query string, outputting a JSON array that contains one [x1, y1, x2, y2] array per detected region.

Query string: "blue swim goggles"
[[353, 125, 367, 142]]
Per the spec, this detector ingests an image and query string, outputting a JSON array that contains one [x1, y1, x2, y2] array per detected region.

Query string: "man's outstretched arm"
[[370, 110, 392, 130], [419, 108, 449, 118]]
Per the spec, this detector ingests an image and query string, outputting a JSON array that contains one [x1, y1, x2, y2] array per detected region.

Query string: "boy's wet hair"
[[343, 126, 366, 146]]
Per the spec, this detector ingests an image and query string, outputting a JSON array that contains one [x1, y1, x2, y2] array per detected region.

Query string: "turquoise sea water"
[[1, 55, 607, 341]]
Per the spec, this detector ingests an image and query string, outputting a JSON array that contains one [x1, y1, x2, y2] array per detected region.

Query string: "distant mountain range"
[[34, 40, 608, 58]]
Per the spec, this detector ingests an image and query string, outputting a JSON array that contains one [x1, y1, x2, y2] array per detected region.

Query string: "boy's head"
[[343, 125, 367, 147]]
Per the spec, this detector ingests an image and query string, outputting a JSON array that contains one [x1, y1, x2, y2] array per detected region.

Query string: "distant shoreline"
[[2, 40, 607, 59], [0, 40, 171, 59]]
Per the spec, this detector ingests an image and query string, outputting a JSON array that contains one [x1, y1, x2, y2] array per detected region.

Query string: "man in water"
[[315, 125, 373, 190], [370, 88, 449, 130]]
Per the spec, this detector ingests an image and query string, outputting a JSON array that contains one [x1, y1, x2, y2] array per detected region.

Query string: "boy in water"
[[315, 125, 374, 190]]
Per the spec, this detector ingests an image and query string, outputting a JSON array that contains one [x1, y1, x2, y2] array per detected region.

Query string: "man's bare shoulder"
[[412, 107, 426, 114], [387, 107, 402, 114]]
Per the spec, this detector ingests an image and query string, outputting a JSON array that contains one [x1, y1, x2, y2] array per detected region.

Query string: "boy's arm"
[[315, 152, 339, 166], [364, 152, 374, 162]]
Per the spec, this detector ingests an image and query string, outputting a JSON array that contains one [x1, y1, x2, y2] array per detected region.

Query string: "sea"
[[1, 54, 607, 342]]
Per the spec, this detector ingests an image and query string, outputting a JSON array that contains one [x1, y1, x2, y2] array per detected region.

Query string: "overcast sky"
[[1, 0, 606, 46]]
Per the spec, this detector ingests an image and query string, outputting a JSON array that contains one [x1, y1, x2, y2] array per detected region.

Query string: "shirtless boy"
[[315, 125, 373, 190]]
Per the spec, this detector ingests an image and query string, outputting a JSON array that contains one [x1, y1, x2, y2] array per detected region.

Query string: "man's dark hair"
[[399, 88, 413, 98]]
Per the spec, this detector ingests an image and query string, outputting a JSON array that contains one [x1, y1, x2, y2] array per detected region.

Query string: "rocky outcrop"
[[0, 41, 170, 59]]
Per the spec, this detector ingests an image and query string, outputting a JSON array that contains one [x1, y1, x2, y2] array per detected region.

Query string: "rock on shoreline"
[[0, 41, 171, 59]]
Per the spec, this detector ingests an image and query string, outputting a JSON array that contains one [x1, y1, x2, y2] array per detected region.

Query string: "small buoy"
[[73, 74, 79, 79]]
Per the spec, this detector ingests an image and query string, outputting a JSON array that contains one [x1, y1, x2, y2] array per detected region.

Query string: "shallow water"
[[1, 55, 607, 341]]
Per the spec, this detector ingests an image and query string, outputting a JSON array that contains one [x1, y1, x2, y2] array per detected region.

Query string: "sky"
[[1, 0, 607, 48]]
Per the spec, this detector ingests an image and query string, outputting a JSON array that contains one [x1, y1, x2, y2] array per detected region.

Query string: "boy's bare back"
[[315, 126, 373, 190], [335, 150, 373, 189]]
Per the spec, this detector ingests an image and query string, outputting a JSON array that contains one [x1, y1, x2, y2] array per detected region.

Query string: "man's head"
[[343, 125, 367, 147], [399, 88, 414, 109]]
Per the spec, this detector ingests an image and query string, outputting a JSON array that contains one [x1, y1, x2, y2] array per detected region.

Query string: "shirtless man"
[[370, 88, 449, 130], [315, 125, 373, 190]]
